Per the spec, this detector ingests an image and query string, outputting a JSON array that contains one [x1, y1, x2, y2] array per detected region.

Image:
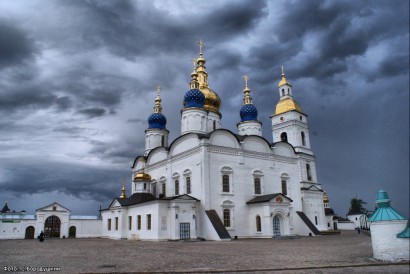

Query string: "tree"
[[348, 197, 367, 214]]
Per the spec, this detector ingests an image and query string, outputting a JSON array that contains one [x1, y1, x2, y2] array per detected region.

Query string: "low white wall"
[[337, 221, 355, 230], [370, 220, 409, 261]]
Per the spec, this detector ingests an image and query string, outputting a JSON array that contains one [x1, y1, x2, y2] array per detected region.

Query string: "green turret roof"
[[368, 190, 407, 222]]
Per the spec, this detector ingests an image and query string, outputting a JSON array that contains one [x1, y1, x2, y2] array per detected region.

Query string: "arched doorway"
[[69, 226, 76, 238], [44, 215, 61, 238], [25, 226, 35, 239], [273, 216, 281, 236]]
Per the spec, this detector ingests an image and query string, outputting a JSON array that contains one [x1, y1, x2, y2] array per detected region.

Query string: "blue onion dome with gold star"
[[148, 86, 167, 129], [184, 62, 205, 108], [240, 75, 258, 122]]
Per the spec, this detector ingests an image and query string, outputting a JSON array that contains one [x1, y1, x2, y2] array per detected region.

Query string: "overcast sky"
[[0, 0, 408, 217]]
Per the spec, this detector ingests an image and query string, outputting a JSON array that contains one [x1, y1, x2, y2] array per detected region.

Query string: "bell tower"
[[271, 67, 312, 155]]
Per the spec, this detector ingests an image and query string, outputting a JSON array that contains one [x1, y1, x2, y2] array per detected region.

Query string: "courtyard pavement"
[[0, 231, 408, 273]]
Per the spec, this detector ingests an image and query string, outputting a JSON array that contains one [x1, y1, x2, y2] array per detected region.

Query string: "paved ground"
[[0, 231, 408, 273]]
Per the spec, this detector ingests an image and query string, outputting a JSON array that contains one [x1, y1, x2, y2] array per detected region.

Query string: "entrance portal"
[[180, 223, 190, 239], [25, 226, 35, 239], [69, 226, 76, 238], [44, 215, 61, 238], [273, 216, 281, 236]]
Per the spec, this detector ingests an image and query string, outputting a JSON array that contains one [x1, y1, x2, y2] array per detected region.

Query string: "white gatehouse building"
[[1, 43, 330, 241]]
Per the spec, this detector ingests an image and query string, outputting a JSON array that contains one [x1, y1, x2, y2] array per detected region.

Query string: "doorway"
[[69, 226, 76, 238], [25, 226, 35, 239], [180, 223, 190, 240], [44, 215, 61, 238], [273, 216, 281, 236]]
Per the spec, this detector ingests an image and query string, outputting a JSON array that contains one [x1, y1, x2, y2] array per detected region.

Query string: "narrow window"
[[144, 183, 147, 190], [152, 183, 157, 197], [223, 209, 230, 227], [162, 183, 166, 196], [315, 216, 318, 225], [128, 216, 132, 230], [306, 164, 311, 181], [115, 217, 118, 230], [281, 89, 285, 96], [280, 132, 288, 142], [186, 177, 191, 194], [147, 214, 152, 230], [222, 175, 230, 192], [137, 215, 141, 230], [161, 135, 165, 146], [175, 180, 179, 195], [281, 180, 287, 195], [108, 219, 111, 231], [301, 131, 306, 146], [254, 178, 261, 195], [213, 120, 216, 130], [256, 215, 262, 232]]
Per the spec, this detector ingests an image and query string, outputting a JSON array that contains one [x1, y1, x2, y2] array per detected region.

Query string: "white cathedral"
[[1, 43, 332, 240]]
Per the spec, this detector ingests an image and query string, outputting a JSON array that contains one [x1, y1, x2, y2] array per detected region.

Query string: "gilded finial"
[[120, 179, 127, 199], [198, 40, 204, 56], [243, 75, 252, 105], [154, 85, 162, 113], [278, 66, 292, 88]]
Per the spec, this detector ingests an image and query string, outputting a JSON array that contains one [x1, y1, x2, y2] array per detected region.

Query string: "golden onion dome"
[[200, 86, 221, 112], [133, 171, 152, 182], [275, 98, 303, 115], [323, 192, 329, 203]]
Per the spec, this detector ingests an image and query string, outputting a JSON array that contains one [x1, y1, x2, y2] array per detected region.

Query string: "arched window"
[[213, 120, 216, 130], [175, 180, 179, 195], [152, 183, 157, 197], [306, 164, 312, 181], [281, 89, 285, 96], [254, 178, 261, 195], [301, 131, 306, 146], [280, 132, 288, 142], [315, 216, 318, 225], [186, 177, 191, 194], [222, 175, 230, 192], [281, 180, 287, 195], [223, 209, 230, 227], [256, 215, 262, 232]]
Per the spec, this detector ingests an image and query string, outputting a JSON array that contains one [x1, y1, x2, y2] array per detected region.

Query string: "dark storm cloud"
[[78, 107, 106, 118], [0, 20, 37, 69], [0, 158, 128, 202]]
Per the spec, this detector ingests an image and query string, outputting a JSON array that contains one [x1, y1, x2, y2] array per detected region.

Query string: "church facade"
[[101, 43, 328, 240], [1, 43, 329, 240]]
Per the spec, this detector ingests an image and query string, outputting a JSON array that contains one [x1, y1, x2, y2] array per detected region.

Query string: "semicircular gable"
[[273, 142, 296, 157], [242, 136, 271, 153], [210, 130, 239, 148], [132, 155, 145, 169], [146, 147, 168, 165], [169, 133, 200, 156]]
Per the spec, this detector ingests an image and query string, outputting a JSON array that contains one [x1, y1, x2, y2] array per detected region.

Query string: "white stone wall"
[[68, 219, 102, 238], [347, 214, 364, 228], [370, 221, 409, 261], [337, 221, 355, 230]]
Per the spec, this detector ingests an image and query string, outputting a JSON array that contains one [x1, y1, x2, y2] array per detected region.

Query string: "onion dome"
[[196, 40, 221, 113], [240, 75, 258, 122], [184, 60, 205, 108], [133, 167, 152, 182], [147, 85, 167, 129], [323, 192, 329, 203]]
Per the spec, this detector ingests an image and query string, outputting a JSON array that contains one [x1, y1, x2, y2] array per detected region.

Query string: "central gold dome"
[[200, 86, 221, 112]]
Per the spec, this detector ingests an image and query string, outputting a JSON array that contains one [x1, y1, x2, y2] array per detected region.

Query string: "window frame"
[[147, 214, 152, 230], [137, 215, 141, 230], [256, 215, 262, 232], [221, 166, 233, 194]]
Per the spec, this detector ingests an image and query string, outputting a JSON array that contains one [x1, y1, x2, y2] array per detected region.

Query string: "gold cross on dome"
[[281, 65, 285, 75], [156, 85, 161, 96], [191, 58, 197, 69], [198, 40, 204, 55], [244, 75, 249, 88]]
